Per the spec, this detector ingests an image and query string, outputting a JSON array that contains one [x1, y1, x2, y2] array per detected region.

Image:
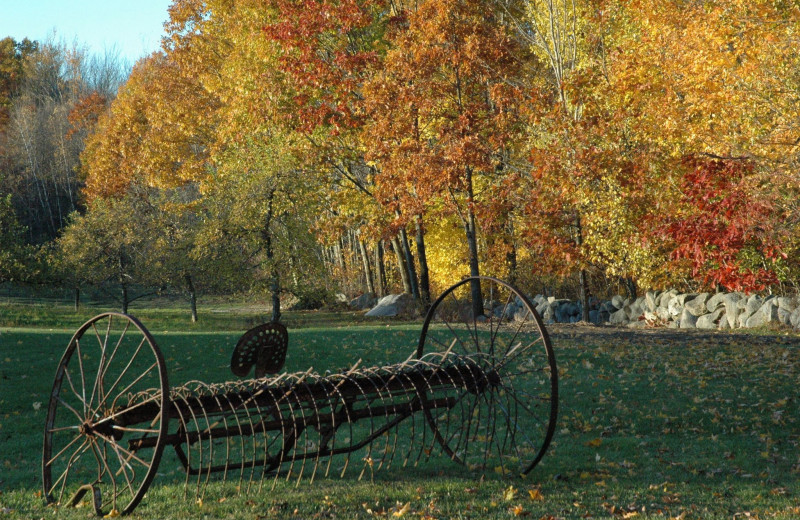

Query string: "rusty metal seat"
[[230, 322, 288, 378]]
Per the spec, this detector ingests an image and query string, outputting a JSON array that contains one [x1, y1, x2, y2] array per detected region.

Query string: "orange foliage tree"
[[362, 0, 526, 314]]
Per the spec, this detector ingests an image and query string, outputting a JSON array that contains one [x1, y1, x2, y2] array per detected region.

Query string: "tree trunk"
[[374, 240, 387, 298], [391, 236, 412, 294], [623, 277, 637, 299], [121, 284, 129, 314], [73, 287, 80, 311], [357, 237, 375, 295], [505, 220, 518, 287], [119, 250, 129, 314], [185, 273, 198, 323], [262, 189, 280, 323], [270, 271, 281, 323], [398, 224, 419, 299], [414, 215, 431, 310], [265, 231, 281, 323], [575, 216, 590, 322], [579, 268, 590, 322], [337, 237, 347, 270], [464, 168, 483, 318]]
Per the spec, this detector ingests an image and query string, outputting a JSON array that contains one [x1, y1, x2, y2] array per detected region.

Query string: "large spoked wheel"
[[42, 313, 170, 515], [417, 276, 557, 476]]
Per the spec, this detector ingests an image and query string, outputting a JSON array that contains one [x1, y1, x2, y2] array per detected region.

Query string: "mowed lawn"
[[1, 308, 799, 519]]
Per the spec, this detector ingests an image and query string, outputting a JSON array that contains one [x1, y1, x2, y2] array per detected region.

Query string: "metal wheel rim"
[[416, 276, 558, 475], [42, 312, 170, 515]]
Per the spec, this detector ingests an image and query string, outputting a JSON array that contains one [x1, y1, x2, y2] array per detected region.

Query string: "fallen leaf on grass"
[[503, 485, 517, 501], [391, 502, 410, 517], [528, 489, 544, 501], [510, 504, 530, 517]]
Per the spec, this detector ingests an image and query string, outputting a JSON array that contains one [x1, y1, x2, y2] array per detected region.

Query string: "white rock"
[[366, 293, 416, 317], [746, 311, 769, 328], [760, 300, 780, 322], [776, 297, 797, 312], [696, 309, 723, 329], [349, 292, 377, 310], [657, 289, 678, 308], [684, 293, 710, 316], [745, 295, 764, 315], [679, 309, 698, 329], [718, 313, 731, 330], [722, 292, 743, 307], [706, 292, 726, 313], [791, 307, 800, 329], [610, 308, 629, 325], [668, 297, 683, 317], [645, 291, 658, 312], [515, 307, 533, 322]]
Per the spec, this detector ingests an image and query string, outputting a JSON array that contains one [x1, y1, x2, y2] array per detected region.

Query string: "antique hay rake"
[[42, 277, 558, 515]]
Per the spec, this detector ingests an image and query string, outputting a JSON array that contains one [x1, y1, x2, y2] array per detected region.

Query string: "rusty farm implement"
[[42, 277, 558, 515]]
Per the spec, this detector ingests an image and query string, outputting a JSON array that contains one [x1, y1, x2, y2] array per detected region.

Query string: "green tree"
[[0, 192, 35, 284], [57, 195, 157, 313]]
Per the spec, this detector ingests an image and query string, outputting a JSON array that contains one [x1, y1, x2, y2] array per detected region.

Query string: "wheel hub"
[[80, 419, 117, 438]]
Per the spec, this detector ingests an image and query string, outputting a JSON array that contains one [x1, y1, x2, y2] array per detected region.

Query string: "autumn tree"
[[81, 51, 216, 200], [655, 157, 785, 292], [0, 36, 127, 284], [587, 0, 800, 291], [363, 0, 526, 315], [262, 0, 430, 302]]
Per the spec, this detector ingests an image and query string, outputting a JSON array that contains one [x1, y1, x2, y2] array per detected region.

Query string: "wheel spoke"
[[88, 320, 111, 415], [47, 425, 81, 433], [109, 361, 159, 411], [75, 340, 88, 417], [46, 432, 87, 468], [97, 435, 137, 498], [48, 439, 91, 503], [63, 365, 89, 414], [94, 431, 153, 469], [96, 320, 133, 410], [112, 425, 160, 435], [104, 336, 149, 410], [56, 395, 86, 423], [102, 394, 161, 422]]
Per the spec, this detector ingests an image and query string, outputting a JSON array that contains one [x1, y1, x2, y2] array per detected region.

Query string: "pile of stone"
[[528, 290, 800, 331], [356, 288, 800, 331]]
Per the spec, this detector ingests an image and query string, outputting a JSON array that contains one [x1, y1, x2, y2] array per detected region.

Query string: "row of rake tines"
[[127, 349, 506, 503]]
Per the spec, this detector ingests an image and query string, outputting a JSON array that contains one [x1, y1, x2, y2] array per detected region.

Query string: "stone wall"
[[526, 291, 800, 331]]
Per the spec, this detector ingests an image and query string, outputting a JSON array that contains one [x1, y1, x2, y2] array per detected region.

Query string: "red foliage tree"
[[656, 157, 784, 292]]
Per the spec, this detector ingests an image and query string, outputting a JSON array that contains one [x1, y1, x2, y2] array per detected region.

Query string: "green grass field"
[[1, 303, 799, 519]]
